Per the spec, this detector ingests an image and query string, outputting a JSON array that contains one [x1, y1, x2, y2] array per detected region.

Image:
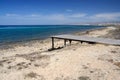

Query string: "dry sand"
[[0, 26, 120, 80]]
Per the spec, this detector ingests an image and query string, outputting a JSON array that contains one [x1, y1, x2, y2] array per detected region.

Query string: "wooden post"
[[52, 37, 54, 49], [64, 39, 67, 47], [69, 40, 72, 45], [81, 41, 83, 44]]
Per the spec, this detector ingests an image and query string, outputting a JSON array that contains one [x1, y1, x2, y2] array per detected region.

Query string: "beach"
[[0, 25, 120, 80]]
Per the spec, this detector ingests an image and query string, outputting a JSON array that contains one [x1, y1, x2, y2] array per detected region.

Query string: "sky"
[[0, 0, 120, 25]]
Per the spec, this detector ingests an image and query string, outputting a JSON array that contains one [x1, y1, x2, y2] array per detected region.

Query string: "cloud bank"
[[90, 12, 120, 21], [0, 12, 120, 25]]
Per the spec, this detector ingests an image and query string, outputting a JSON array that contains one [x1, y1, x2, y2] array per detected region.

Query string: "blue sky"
[[0, 0, 120, 25]]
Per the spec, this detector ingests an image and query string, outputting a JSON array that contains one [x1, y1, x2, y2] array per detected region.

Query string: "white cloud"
[[4, 12, 120, 21], [8, 13, 86, 20], [30, 14, 40, 17], [69, 13, 87, 18], [45, 14, 66, 20], [1, 12, 120, 25], [23, 14, 67, 20], [90, 12, 120, 20], [6, 14, 19, 17], [66, 9, 72, 12]]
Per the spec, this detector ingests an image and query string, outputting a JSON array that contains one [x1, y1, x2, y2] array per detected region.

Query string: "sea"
[[0, 25, 105, 44]]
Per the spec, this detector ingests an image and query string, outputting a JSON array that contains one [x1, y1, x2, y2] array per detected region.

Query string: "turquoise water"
[[0, 25, 104, 43]]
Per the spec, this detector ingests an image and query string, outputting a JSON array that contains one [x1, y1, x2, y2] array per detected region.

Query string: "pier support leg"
[[64, 39, 67, 47], [69, 40, 72, 45], [52, 37, 54, 49], [81, 41, 83, 44]]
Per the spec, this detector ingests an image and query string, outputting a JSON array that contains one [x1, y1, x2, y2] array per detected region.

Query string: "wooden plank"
[[51, 34, 120, 46]]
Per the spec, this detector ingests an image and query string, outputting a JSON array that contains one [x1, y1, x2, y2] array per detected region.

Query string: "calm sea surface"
[[0, 25, 105, 43]]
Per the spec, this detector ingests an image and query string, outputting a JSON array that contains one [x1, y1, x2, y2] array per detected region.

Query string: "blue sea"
[[0, 25, 105, 44]]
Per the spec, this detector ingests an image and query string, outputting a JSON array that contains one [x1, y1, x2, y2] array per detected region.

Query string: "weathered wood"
[[52, 37, 54, 49], [64, 39, 67, 46], [51, 34, 120, 46], [69, 40, 72, 45]]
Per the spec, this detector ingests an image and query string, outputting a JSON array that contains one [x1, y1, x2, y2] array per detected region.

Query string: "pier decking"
[[51, 34, 120, 49]]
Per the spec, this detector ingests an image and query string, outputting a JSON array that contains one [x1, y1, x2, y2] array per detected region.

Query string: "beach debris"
[[48, 46, 63, 51]]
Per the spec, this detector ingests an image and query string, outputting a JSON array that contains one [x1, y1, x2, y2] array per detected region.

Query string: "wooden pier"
[[51, 34, 120, 49]]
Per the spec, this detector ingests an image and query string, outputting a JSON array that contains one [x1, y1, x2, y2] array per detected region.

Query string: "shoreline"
[[0, 26, 107, 49]]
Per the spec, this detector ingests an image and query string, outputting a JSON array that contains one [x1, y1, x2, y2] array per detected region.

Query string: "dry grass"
[[25, 72, 38, 78], [0, 60, 8, 67], [103, 26, 120, 39], [15, 52, 50, 61], [25, 72, 45, 80], [78, 76, 91, 80], [114, 62, 120, 68]]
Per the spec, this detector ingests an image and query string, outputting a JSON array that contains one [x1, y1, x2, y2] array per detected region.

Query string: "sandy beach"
[[0, 26, 120, 80]]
